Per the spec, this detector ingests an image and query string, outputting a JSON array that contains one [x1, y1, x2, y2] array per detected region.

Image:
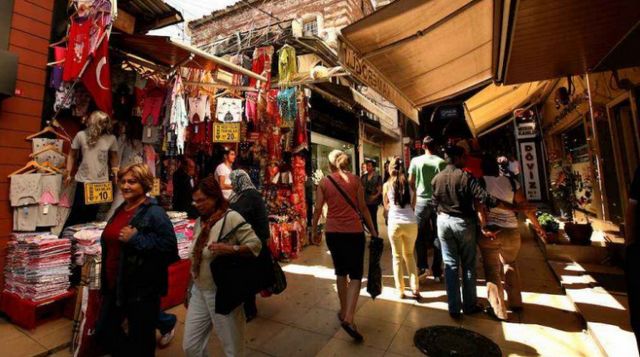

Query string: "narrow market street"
[[2, 216, 605, 357]]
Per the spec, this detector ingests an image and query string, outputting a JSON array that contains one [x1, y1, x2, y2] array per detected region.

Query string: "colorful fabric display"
[[3, 233, 72, 301], [278, 45, 297, 85], [215, 98, 244, 123]]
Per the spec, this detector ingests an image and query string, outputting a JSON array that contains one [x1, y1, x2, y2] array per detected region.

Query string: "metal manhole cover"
[[414, 325, 502, 356]]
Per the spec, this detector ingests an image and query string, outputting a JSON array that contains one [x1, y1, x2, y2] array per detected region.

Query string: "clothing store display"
[[277, 87, 297, 126], [216, 98, 244, 123], [188, 95, 211, 123], [277, 45, 297, 84], [54, 82, 75, 111], [170, 93, 188, 154], [3, 233, 72, 301], [71, 131, 118, 183], [32, 138, 64, 153], [250, 46, 274, 88], [141, 88, 165, 126], [141, 124, 162, 145], [63, 16, 92, 81]]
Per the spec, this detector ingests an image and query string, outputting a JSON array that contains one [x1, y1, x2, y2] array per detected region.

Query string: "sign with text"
[[338, 37, 419, 124], [84, 182, 113, 205], [517, 122, 538, 139], [212, 122, 241, 143], [519, 142, 541, 200]]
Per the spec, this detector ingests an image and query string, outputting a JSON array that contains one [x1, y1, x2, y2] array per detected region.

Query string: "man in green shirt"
[[409, 136, 447, 281]]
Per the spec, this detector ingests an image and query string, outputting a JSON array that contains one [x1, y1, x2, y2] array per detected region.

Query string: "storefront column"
[[586, 73, 608, 220]]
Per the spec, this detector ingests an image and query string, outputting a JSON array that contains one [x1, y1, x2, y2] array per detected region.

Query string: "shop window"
[[303, 18, 318, 36]]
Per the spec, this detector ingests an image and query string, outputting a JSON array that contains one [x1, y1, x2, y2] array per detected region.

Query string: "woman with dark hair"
[[228, 169, 272, 322], [383, 157, 421, 300], [478, 156, 545, 320], [97, 164, 178, 357], [311, 150, 378, 342], [183, 177, 262, 357]]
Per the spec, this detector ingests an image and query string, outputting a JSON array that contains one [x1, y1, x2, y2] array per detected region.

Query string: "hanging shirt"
[[188, 95, 211, 123], [278, 45, 297, 84], [63, 17, 92, 81], [72, 131, 118, 183], [170, 94, 188, 154]]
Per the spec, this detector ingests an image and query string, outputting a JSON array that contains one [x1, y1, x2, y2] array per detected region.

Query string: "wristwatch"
[[232, 245, 240, 252]]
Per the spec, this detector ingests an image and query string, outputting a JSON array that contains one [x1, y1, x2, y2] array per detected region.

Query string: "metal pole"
[[586, 73, 607, 220]]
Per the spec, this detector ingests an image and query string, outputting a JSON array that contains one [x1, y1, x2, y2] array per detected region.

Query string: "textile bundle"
[[167, 211, 195, 260], [3, 233, 72, 301]]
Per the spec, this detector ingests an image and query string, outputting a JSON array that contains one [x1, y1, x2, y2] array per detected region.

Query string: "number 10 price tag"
[[84, 182, 113, 205]]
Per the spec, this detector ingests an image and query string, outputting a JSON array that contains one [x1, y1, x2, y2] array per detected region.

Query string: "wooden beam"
[[114, 9, 136, 34]]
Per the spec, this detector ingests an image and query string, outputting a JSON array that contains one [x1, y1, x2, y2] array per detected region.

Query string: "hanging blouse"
[[278, 45, 297, 85], [277, 87, 297, 125]]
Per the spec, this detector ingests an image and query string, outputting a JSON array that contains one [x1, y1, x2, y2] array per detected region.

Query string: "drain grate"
[[414, 325, 502, 356]]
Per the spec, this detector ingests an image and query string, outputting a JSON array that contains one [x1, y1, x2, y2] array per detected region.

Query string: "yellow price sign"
[[213, 122, 241, 143], [84, 182, 113, 205], [150, 178, 161, 197]]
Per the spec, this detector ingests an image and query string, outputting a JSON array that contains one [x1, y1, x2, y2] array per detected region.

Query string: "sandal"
[[341, 322, 364, 342], [412, 291, 423, 302]]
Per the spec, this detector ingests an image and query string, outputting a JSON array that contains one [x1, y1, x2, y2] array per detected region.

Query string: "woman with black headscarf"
[[229, 169, 272, 321]]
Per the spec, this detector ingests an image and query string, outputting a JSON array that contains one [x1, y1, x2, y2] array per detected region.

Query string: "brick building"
[[189, 0, 375, 49]]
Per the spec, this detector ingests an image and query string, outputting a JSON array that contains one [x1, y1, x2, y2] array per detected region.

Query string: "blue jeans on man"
[[415, 200, 442, 278], [436, 213, 478, 315]]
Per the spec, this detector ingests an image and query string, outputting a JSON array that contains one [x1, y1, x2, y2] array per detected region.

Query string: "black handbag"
[[270, 259, 287, 295], [210, 213, 261, 315]]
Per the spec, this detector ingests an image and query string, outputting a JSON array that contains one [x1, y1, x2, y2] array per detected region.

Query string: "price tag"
[[212, 122, 241, 143], [150, 178, 161, 197], [84, 182, 113, 205]]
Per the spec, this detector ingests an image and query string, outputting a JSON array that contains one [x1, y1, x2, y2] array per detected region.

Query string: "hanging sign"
[[337, 37, 419, 124], [213, 122, 241, 143], [150, 178, 161, 197], [517, 122, 538, 139], [519, 142, 541, 200], [84, 182, 113, 205]]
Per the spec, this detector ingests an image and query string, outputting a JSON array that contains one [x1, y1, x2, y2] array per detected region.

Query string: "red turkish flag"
[[82, 35, 112, 115]]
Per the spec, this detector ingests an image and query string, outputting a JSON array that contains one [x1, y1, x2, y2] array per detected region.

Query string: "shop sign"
[[84, 182, 113, 205], [519, 142, 541, 200], [213, 122, 241, 143], [338, 38, 419, 124], [517, 122, 538, 139], [150, 178, 160, 197]]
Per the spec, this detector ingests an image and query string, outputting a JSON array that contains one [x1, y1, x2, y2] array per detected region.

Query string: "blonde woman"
[[64, 110, 119, 227], [312, 150, 378, 342], [383, 157, 421, 301]]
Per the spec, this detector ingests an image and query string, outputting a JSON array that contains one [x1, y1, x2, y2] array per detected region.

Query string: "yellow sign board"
[[150, 178, 161, 197], [84, 182, 113, 205], [213, 122, 241, 143]]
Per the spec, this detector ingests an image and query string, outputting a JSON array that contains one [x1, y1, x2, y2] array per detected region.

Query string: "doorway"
[[606, 92, 640, 219]]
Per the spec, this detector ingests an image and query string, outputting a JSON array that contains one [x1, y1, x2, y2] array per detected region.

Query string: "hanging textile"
[[277, 87, 297, 126], [278, 44, 297, 85], [215, 98, 244, 123], [250, 46, 274, 88]]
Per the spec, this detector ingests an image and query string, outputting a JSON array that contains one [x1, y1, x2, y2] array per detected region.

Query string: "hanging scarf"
[[278, 44, 297, 85], [192, 207, 228, 279], [229, 169, 256, 204]]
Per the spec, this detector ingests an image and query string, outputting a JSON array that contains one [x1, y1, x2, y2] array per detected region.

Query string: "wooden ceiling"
[[501, 0, 640, 84]]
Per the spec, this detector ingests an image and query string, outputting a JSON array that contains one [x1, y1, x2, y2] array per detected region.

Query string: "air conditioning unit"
[[0, 49, 18, 101]]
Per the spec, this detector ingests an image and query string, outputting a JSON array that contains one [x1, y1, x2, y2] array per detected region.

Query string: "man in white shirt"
[[215, 148, 236, 200]]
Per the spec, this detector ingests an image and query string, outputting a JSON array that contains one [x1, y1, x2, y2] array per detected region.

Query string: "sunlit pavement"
[[4, 217, 604, 357]]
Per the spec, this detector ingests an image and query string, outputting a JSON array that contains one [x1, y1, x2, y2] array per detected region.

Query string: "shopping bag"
[[367, 236, 384, 299]]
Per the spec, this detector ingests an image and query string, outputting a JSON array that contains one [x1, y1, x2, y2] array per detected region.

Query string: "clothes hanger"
[[26, 123, 72, 142], [29, 145, 67, 158], [8, 161, 57, 177]]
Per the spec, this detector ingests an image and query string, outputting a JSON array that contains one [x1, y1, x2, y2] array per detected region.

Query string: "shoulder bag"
[[326, 175, 372, 235]]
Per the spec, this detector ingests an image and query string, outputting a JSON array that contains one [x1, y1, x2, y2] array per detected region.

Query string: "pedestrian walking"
[[312, 150, 378, 342], [477, 157, 546, 320], [183, 177, 262, 357], [228, 169, 273, 322], [383, 157, 421, 300], [431, 146, 497, 319], [408, 136, 446, 281], [96, 164, 179, 357], [625, 167, 640, 352], [362, 159, 382, 235]]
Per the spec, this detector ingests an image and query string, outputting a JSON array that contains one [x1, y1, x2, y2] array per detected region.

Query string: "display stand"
[[0, 289, 76, 330]]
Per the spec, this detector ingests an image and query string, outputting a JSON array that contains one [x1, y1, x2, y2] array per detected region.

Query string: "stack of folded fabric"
[[4, 232, 72, 301], [168, 211, 195, 260], [63, 223, 105, 266]]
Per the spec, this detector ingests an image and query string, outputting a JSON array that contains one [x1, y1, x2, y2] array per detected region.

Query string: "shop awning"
[[464, 81, 549, 137], [111, 34, 268, 82], [495, 0, 640, 84], [351, 89, 398, 135], [339, 0, 494, 118], [117, 0, 184, 33]]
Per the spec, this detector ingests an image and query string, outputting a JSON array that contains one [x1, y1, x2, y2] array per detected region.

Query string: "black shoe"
[[511, 306, 523, 313], [464, 304, 484, 315], [449, 312, 463, 320], [341, 322, 364, 342]]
